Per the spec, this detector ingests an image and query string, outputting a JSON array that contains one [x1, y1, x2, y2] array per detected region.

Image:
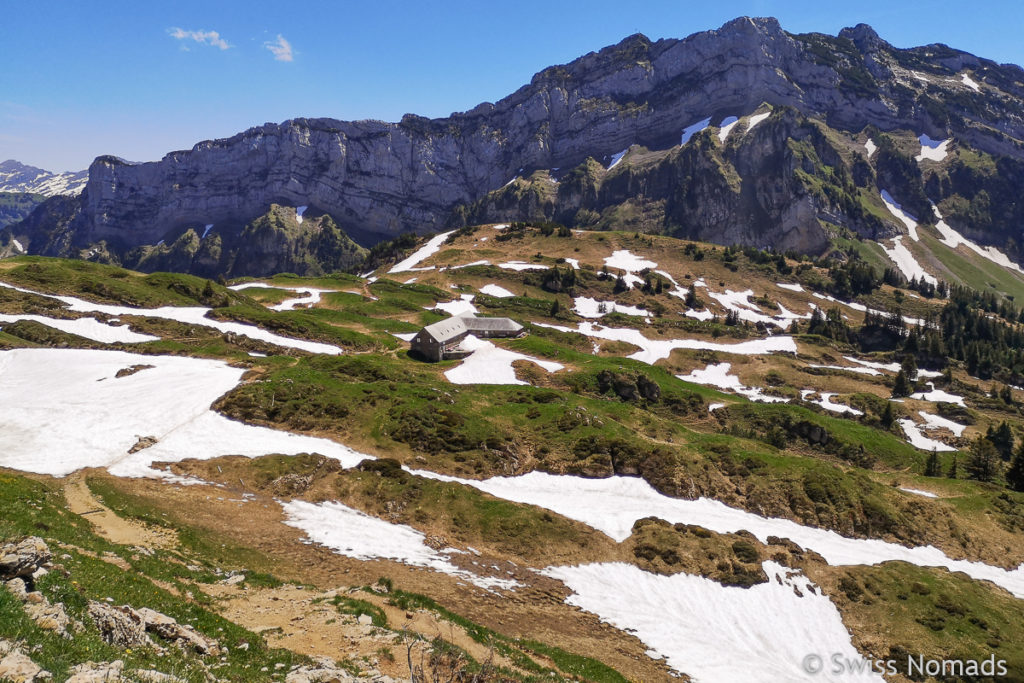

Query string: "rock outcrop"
[[88, 601, 221, 655]]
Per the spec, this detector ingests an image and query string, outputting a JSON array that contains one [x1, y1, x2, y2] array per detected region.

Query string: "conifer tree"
[[966, 437, 999, 483], [1007, 442, 1024, 492], [892, 369, 911, 398]]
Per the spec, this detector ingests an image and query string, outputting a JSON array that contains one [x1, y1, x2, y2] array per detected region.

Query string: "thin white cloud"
[[264, 34, 294, 62], [168, 27, 231, 51]]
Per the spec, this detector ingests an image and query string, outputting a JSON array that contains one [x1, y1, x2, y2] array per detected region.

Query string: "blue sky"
[[2, 0, 1022, 172]]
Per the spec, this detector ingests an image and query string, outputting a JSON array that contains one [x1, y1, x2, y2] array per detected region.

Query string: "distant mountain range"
[[0, 159, 87, 197], [5, 16, 1024, 277]]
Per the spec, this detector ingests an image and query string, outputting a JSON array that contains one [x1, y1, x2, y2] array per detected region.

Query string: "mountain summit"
[[6, 16, 1024, 276]]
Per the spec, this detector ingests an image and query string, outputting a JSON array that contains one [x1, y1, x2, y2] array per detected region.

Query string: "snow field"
[[910, 382, 966, 406], [961, 73, 981, 91], [433, 294, 477, 317], [0, 313, 158, 344], [800, 390, 863, 416], [899, 418, 956, 452], [745, 111, 770, 133], [931, 202, 1024, 274], [534, 321, 797, 365], [916, 135, 951, 162], [479, 284, 514, 298], [282, 499, 519, 591], [678, 362, 789, 403], [717, 116, 738, 142], [572, 296, 651, 319], [410, 470, 1024, 598], [543, 561, 881, 682], [444, 334, 563, 385], [3, 281, 343, 354], [880, 237, 938, 286], [0, 349, 371, 478], [607, 148, 628, 169], [388, 231, 455, 273], [498, 261, 549, 271], [681, 117, 711, 145]]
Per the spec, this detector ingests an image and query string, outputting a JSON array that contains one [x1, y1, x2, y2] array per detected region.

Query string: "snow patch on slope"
[[932, 202, 1024, 274], [389, 231, 455, 273], [0, 349, 371, 478], [899, 418, 956, 452], [916, 135, 951, 162], [717, 116, 738, 142], [410, 470, 1024, 598], [3, 281, 343, 354], [479, 284, 514, 298], [677, 363, 788, 403], [282, 499, 518, 591], [444, 335, 562, 385], [881, 236, 938, 286], [534, 321, 796, 365], [543, 561, 880, 682], [681, 117, 711, 145], [745, 111, 770, 133], [572, 297, 650, 319], [0, 313, 158, 344]]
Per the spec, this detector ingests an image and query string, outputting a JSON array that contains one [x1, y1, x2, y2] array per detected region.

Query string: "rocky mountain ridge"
[[0, 160, 88, 197], [6, 16, 1024, 275]]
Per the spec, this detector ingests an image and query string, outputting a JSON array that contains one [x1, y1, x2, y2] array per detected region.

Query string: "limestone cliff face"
[[12, 16, 1024, 271]]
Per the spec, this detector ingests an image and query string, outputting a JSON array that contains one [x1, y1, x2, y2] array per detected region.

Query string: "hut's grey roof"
[[419, 314, 522, 343], [420, 317, 470, 343], [464, 317, 523, 333]]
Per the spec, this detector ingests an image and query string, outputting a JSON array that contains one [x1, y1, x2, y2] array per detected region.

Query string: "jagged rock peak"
[[838, 23, 888, 52], [715, 15, 784, 37]]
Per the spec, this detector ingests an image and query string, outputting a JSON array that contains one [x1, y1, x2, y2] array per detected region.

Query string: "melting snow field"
[[911, 382, 966, 406], [443, 335, 563, 385], [705, 288, 809, 329], [880, 236, 938, 286], [916, 135, 951, 162], [282, 500, 518, 591], [572, 297, 651, 319], [932, 202, 1024, 274], [864, 138, 877, 158], [776, 282, 804, 292], [295, 205, 308, 224], [900, 487, 939, 499], [801, 391, 863, 416], [388, 231, 455, 273], [961, 73, 981, 92], [413, 470, 1024, 598], [229, 282, 335, 312], [479, 284, 515, 298], [0, 313, 158, 344], [433, 294, 477, 317], [607, 148, 628, 169], [717, 116, 738, 142], [899, 418, 956, 452], [544, 561, 880, 683], [918, 410, 966, 437], [603, 249, 657, 273], [681, 117, 711, 145], [535, 321, 797, 365], [745, 111, 770, 133], [880, 190, 920, 240], [678, 363, 788, 403], [0, 349, 371, 478], [498, 261, 549, 271], [1, 281, 343, 354]]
